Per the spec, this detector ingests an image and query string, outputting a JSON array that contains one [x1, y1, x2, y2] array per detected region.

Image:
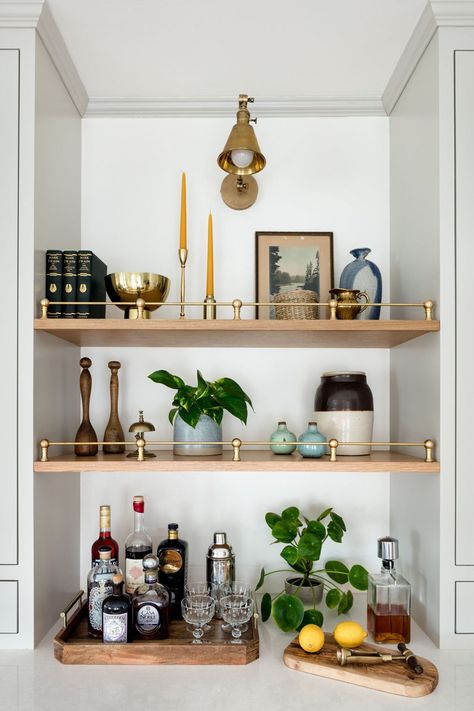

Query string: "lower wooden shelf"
[[34, 450, 439, 473]]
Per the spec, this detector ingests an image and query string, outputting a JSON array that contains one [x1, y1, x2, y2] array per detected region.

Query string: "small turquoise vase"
[[297, 422, 326, 458], [339, 248, 382, 320], [270, 421, 297, 454]]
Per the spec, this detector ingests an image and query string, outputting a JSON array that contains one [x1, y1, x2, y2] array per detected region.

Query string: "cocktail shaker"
[[206, 532, 235, 618]]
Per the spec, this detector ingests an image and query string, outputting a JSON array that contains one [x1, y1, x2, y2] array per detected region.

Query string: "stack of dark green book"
[[45, 250, 107, 318]]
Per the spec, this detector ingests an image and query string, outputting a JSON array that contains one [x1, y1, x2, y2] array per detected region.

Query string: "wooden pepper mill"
[[75, 357, 99, 456], [103, 360, 125, 454]]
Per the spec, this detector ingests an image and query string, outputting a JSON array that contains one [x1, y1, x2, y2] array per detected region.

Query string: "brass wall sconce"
[[217, 94, 266, 210]]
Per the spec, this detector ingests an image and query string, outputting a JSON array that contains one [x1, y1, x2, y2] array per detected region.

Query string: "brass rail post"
[[232, 438, 242, 461], [328, 438, 339, 461], [40, 439, 50, 462]]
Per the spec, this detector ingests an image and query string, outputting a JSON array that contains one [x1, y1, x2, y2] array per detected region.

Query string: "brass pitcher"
[[329, 288, 370, 320]]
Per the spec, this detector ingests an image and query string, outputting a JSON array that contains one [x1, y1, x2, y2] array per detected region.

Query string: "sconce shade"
[[218, 122, 266, 176]]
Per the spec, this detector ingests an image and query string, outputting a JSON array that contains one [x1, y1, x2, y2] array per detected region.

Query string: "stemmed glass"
[[184, 581, 218, 631], [220, 594, 254, 643], [181, 594, 215, 644], [218, 581, 252, 632]]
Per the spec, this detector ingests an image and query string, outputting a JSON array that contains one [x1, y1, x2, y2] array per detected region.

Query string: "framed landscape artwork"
[[255, 232, 334, 319]]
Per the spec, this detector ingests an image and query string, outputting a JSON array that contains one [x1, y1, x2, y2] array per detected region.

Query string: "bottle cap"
[[100, 505, 111, 513], [168, 523, 178, 531], [214, 532, 227, 545], [133, 496, 144, 513], [98, 546, 112, 560], [378, 536, 399, 561], [278, 421, 286, 425], [207, 532, 233, 559], [142, 553, 159, 571], [112, 573, 123, 585]]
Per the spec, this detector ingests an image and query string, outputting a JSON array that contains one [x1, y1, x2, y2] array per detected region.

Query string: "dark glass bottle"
[[157, 523, 188, 620], [125, 496, 152, 595], [102, 572, 132, 643], [133, 554, 170, 640], [91, 505, 119, 567], [87, 546, 120, 638]]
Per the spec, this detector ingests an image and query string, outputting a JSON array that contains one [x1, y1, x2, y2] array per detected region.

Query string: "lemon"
[[298, 624, 325, 653], [333, 621, 367, 648]]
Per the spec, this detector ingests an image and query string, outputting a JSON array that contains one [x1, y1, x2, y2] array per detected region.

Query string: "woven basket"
[[272, 289, 319, 320]]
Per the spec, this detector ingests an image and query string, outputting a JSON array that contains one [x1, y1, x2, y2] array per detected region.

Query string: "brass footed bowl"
[[105, 272, 171, 319]]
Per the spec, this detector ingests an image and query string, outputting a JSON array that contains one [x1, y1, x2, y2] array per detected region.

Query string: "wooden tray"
[[283, 634, 438, 697], [54, 602, 259, 665]]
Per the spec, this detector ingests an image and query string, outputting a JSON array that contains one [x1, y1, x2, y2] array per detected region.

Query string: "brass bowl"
[[105, 272, 171, 319]]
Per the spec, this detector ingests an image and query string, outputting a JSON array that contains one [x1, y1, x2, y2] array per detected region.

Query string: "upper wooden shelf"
[[33, 318, 440, 349], [34, 450, 439, 473]]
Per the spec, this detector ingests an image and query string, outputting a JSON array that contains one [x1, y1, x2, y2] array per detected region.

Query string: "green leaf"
[[148, 369, 185, 390], [297, 532, 322, 561], [265, 512, 281, 528], [326, 588, 342, 609], [213, 377, 253, 408], [337, 590, 354, 615], [255, 567, 266, 591], [330, 511, 347, 532], [327, 520, 344, 543], [213, 392, 248, 424], [325, 560, 349, 584], [317, 507, 333, 521], [261, 593, 272, 622], [196, 370, 210, 399], [272, 519, 298, 543], [272, 594, 305, 632], [280, 545, 299, 566], [349, 564, 369, 591], [307, 520, 326, 539], [281, 506, 300, 521], [296, 608, 324, 631], [168, 407, 178, 425], [176, 402, 202, 428]]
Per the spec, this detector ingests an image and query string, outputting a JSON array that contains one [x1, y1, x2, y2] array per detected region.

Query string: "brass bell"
[[127, 411, 156, 458]]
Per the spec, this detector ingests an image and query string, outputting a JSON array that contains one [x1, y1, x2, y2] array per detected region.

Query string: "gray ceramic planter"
[[173, 414, 223, 456], [285, 576, 324, 605]]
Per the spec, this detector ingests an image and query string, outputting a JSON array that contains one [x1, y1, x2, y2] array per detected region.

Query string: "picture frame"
[[255, 232, 334, 319]]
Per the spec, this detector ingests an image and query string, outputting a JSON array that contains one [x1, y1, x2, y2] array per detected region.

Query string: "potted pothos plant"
[[255, 506, 368, 631], [148, 369, 253, 456]]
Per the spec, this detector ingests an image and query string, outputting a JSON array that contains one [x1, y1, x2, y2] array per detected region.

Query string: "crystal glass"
[[181, 594, 215, 644], [218, 581, 252, 632], [184, 581, 218, 631], [220, 594, 254, 643]]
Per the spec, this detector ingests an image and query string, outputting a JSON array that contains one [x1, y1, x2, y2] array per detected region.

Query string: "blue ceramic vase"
[[339, 248, 382, 320], [297, 422, 326, 458], [270, 421, 297, 454]]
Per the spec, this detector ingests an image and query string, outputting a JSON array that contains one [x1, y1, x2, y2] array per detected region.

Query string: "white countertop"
[[1, 612, 474, 711]]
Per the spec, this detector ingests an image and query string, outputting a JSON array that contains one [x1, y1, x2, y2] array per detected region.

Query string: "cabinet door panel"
[[0, 50, 19, 565], [0, 581, 18, 633], [455, 51, 474, 565]]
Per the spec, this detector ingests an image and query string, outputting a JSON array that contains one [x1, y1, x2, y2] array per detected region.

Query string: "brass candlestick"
[[179, 248, 188, 318], [203, 295, 217, 320]]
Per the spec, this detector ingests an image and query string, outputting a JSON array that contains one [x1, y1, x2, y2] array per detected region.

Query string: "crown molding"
[[0, 1, 43, 26], [431, 1, 474, 24], [85, 96, 386, 118]]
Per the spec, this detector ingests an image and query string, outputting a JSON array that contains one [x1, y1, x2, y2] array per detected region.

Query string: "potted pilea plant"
[[255, 506, 368, 631], [148, 369, 253, 456]]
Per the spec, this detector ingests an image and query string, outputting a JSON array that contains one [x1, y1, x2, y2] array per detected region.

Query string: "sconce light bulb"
[[231, 149, 254, 169]]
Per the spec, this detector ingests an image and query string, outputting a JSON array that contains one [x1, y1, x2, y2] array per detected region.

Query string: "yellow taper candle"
[[206, 212, 214, 297], [179, 172, 187, 250]]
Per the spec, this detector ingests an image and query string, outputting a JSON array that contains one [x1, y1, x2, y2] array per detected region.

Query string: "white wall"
[[80, 116, 391, 592]]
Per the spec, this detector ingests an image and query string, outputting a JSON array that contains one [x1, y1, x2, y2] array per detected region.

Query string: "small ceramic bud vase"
[[297, 422, 326, 458], [270, 421, 297, 454]]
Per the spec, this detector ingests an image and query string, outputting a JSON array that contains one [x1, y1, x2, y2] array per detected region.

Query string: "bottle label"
[[159, 549, 183, 574], [92, 557, 118, 568], [103, 612, 128, 643], [136, 604, 160, 632], [125, 557, 145, 594], [88, 580, 113, 631]]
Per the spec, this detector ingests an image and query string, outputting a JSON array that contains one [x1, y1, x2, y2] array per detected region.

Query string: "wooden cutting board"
[[283, 634, 438, 697]]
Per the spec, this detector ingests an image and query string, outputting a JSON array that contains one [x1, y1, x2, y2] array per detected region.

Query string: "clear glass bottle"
[[367, 536, 411, 643], [125, 495, 152, 595], [133, 554, 170, 640], [87, 546, 120, 638], [91, 504, 119, 567], [102, 572, 132, 643], [157, 523, 188, 620]]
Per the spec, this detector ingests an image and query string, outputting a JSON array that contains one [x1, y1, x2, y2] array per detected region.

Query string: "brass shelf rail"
[[39, 437, 436, 463], [39, 297, 435, 321]]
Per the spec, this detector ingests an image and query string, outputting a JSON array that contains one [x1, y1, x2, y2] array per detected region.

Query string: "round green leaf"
[[307, 520, 326, 539], [280, 545, 299, 566], [296, 608, 324, 631], [330, 511, 347, 532], [326, 588, 342, 609], [272, 594, 305, 632], [272, 519, 298, 543], [261, 592, 272, 622], [349, 564, 369, 591], [325, 560, 349, 584], [337, 590, 354, 615], [281, 506, 300, 522], [255, 567, 266, 591], [265, 512, 281, 528], [297, 532, 322, 561], [327, 520, 344, 543]]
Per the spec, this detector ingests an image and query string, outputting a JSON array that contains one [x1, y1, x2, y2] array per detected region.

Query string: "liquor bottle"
[[367, 536, 411, 644], [157, 523, 188, 620], [133, 554, 170, 640], [102, 572, 132, 643], [87, 546, 120, 638], [125, 496, 152, 595], [91, 505, 119, 567]]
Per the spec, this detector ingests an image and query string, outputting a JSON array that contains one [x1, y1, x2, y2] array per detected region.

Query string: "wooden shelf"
[[34, 450, 439, 473], [33, 318, 440, 348]]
